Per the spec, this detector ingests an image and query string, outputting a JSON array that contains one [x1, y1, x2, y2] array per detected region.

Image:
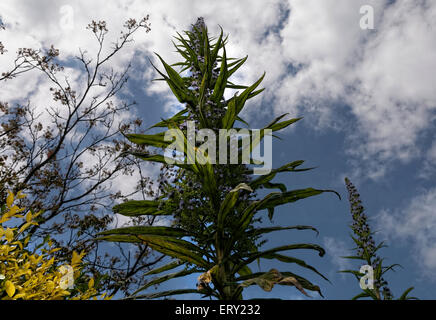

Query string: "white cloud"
[[323, 236, 352, 278], [418, 139, 436, 179], [378, 187, 436, 279], [1, 0, 436, 184], [274, 0, 436, 180]]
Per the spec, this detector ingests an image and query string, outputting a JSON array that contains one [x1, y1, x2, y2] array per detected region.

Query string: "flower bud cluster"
[[345, 177, 393, 299]]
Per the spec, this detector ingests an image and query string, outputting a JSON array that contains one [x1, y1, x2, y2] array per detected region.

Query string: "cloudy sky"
[[1, 0, 435, 299]]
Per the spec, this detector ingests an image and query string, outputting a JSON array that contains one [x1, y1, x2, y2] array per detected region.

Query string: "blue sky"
[[1, 0, 435, 299]]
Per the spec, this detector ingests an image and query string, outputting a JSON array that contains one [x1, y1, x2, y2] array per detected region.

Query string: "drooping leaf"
[[137, 234, 210, 268], [245, 225, 319, 238], [233, 243, 326, 274], [257, 188, 341, 220], [132, 289, 205, 300], [249, 160, 313, 191], [261, 253, 329, 282], [131, 268, 200, 296], [239, 269, 309, 297]]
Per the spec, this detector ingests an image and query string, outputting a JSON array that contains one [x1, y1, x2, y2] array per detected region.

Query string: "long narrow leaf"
[[97, 226, 188, 238], [113, 200, 168, 217]]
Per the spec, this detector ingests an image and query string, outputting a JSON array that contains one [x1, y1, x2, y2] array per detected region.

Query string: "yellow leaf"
[[18, 222, 31, 233], [5, 228, 14, 242], [46, 281, 55, 292], [15, 240, 23, 250], [71, 250, 85, 266], [25, 211, 32, 223], [88, 278, 94, 289], [13, 293, 26, 299], [5, 280, 15, 297], [33, 210, 42, 219], [6, 191, 14, 208], [8, 205, 24, 216], [46, 256, 55, 267], [16, 191, 26, 199]]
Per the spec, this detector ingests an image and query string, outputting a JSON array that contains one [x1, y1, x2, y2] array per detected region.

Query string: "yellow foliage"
[[0, 191, 111, 300]]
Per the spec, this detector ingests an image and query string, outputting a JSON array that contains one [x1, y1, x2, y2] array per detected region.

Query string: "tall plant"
[[341, 178, 416, 300], [98, 17, 340, 300]]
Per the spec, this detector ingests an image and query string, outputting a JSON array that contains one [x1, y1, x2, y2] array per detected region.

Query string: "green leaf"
[[126, 132, 170, 149], [202, 26, 212, 81], [235, 191, 280, 233], [227, 56, 248, 78], [338, 270, 365, 278], [246, 225, 319, 238], [234, 72, 265, 115], [154, 52, 186, 89], [399, 287, 417, 300], [97, 226, 188, 238], [236, 188, 339, 233], [143, 260, 184, 277], [351, 292, 372, 300], [237, 265, 252, 277], [218, 183, 253, 231], [247, 88, 265, 100], [197, 70, 209, 128], [267, 117, 302, 132], [125, 152, 192, 171], [236, 115, 249, 127], [96, 234, 143, 243], [249, 160, 313, 191], [137, 234, 210, 268], [210, 26, 223, 65], [210, 45, 228, 103], [149, 58, 194, 105], [261, 253, 328, 282], [175, 32, 198, 65], [221, 93, 237, 129], [132, 268, 200, 296], [257, 188, 341, 220], [341, 255, 367, 261], [233, 243, 326, 274], [131, 289, 204, 300], [352, 289, 379, 300], [147, 109, 188, 129], [113, 200, 168, 217]]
